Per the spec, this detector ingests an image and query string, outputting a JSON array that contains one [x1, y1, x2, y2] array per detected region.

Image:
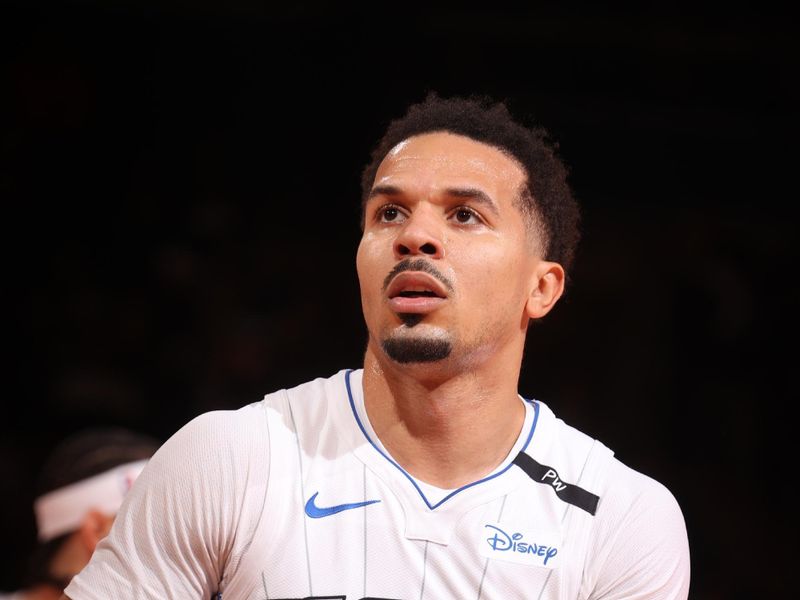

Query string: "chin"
[[380, 329, 453, 364]]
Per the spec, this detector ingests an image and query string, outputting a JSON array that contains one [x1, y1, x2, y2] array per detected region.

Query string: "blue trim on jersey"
[[344, 368, 540, 510]]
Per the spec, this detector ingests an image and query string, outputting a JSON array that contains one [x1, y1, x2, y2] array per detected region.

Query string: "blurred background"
[[2, 1, 796, 598]]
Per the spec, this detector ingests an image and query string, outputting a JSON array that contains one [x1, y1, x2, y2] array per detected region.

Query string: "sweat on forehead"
[[370, 131, 527, 189]]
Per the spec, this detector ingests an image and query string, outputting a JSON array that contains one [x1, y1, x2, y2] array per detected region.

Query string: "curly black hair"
[[360, 93, 580, 274]]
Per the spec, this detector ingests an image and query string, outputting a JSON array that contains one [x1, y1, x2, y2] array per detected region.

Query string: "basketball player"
[[62, 94, 690, 599], [1, 428, 159, 600]]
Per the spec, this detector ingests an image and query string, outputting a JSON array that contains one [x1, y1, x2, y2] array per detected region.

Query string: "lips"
[[385, 272, 448, 314]]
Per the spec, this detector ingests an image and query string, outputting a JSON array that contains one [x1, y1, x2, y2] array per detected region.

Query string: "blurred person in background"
[[0, 428, 159, 600]]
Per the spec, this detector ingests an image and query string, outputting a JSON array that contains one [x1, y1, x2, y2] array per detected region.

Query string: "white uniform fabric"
[[66, 368, 690, 600]]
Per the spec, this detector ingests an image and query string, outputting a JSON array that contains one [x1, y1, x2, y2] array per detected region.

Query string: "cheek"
[[356, 234, 385, 306], [453, 241, 530, 302]]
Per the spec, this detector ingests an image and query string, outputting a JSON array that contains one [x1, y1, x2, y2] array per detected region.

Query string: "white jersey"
[[66, 369, 690, 599]]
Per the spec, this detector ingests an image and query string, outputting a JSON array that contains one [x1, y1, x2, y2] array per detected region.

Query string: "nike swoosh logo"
[[304, 491, 381, 518]]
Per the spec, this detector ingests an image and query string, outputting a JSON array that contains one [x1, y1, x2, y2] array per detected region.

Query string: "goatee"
[[381, 336, 452, 363]]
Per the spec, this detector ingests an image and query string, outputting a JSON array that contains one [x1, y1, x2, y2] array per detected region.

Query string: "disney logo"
[[484, 525, 558, 565]]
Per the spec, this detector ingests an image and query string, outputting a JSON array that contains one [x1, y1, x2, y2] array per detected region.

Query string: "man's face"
[[357, 131, 551, 369]]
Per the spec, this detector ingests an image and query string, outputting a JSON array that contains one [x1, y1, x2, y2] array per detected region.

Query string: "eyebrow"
[[368, 184, 403, 200], [368, 185, 500, 216], [444, 187, 500, 216]]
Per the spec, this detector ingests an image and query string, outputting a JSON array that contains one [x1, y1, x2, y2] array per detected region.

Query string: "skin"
[[357, 132, 565, 489], [29, 510, 113, 600]]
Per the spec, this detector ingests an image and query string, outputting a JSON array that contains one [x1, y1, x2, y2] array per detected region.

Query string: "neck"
[[361, 343, 526, 489]]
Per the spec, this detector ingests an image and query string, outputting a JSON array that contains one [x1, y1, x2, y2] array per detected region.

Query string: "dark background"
[[2, 1, 796, 598]]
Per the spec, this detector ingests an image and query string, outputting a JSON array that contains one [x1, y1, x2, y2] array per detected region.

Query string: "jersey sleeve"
[[64, 402, 270, 600], [587, 459, 691, 600]]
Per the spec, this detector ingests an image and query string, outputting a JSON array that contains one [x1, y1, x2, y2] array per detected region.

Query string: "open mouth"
[[386, 272, 448, 300], [395, 290, 441, 298], [385, 272, 448, 314]]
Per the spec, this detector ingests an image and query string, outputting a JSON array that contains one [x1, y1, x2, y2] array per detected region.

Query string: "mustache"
[[382, 258, 454, 293]]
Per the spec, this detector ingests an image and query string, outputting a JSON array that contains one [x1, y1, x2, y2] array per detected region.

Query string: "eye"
[[376, 204, 406, 223], [451, 206, 482, 225]]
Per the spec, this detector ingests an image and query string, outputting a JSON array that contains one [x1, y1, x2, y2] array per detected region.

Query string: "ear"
[[77, 509, 115, 554], [525, 260, 565, 320]]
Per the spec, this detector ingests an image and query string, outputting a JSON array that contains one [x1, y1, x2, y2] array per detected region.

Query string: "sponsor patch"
[[478, 523, 561, 568]]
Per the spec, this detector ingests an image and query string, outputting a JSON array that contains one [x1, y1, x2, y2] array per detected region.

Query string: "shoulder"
[[597, 456, 688, 547], [539, 403, 688, 545], [533, 401, 685, 521], [152, 369, 354, 475], [531, 403, 690, 597], [270, 369, 354, 407], [259, 368, 355, 434], [152, 400, 270, 467], [165, 369, 352, 451], [529, 401, 613, 487], [604, 457, 683, 512], [587, 457, 690, 598]]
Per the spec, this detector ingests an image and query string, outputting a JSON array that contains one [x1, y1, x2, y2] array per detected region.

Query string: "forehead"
[[373, 132, 527, 200]]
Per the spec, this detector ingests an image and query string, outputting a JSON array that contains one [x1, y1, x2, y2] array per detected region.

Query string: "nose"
[[393, 210, 445, 260]]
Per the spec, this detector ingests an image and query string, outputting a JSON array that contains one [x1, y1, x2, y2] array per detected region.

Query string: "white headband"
[[33, 459, 148, 542]]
